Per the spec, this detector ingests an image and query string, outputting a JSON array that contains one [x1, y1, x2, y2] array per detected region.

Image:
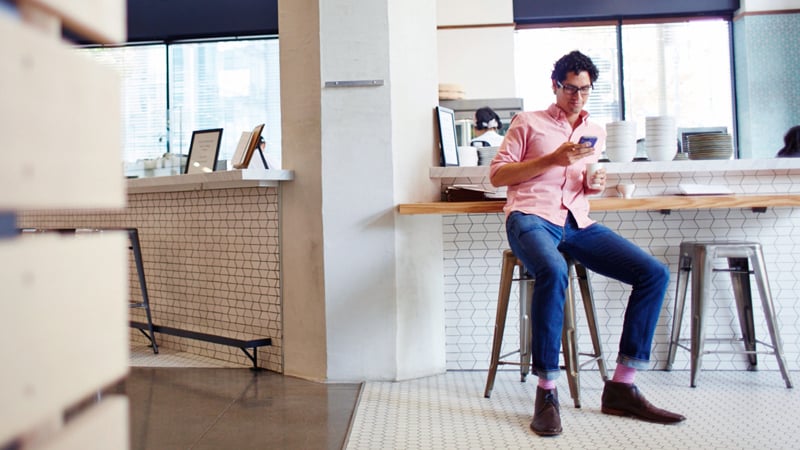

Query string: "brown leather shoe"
[[530, 387, 562, 436], [601, 381, 686, 424]]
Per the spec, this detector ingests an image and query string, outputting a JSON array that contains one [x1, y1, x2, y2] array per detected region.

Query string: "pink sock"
[[538, 378, 556, 390], [612, 364, 636, 384]]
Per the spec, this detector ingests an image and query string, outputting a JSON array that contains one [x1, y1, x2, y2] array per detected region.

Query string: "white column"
[[280, 0, 444, 381]]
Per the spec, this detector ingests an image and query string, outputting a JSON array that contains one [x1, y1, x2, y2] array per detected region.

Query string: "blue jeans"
[[505, 211, 670, 380]]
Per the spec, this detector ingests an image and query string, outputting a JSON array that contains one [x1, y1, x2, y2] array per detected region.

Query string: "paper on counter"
[[677, 183, 734, 195]]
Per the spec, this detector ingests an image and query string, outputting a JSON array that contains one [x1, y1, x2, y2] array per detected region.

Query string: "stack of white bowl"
[[645, 116, 678, 161], [605, 121, 637, 162]]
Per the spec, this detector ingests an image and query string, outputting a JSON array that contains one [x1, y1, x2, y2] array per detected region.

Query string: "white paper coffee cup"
[[586, 163, 603, 189]]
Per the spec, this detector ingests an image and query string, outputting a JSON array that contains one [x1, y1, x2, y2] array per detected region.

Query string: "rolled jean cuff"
[[536, 368, 561, 381], [616, 354, 651, 370]]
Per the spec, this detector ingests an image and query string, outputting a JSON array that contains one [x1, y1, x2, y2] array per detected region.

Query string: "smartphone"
[[579, 136, 598, 147]]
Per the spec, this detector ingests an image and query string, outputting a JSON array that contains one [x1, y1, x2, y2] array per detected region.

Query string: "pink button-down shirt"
[[489, 104, 606, 228]]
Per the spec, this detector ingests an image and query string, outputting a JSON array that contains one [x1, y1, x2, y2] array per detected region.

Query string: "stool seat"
[[666, 240, 793, 388], [484, 249, 608, 407]]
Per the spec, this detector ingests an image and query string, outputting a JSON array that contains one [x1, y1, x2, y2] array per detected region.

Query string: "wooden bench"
[[130, 321, 272, 370]]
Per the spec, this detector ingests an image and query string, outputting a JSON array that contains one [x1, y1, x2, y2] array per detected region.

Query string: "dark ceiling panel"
[[127, 0, 279, 42], [513, 0, 739, 24]]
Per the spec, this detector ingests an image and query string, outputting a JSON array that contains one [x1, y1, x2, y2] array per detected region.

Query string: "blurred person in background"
[[470, 106, 505, 147], [776, 125, 800, 157]]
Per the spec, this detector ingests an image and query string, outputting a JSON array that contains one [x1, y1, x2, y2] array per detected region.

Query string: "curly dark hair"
[[474, 107, 502, 131], [551, 50, 599, 85]]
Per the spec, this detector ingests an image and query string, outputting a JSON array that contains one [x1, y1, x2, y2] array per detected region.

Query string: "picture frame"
[[185, 128, 223, 174], [232, 123, 265, 169], [436, 106, 460, 166], [231, 131, 254, 169]]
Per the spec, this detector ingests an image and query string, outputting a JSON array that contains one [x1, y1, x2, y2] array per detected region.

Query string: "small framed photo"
[[185, 128, 223, 174], [231, 131, 254, 169], [436, 106, 459, 166], [232, 123, 265, 169]]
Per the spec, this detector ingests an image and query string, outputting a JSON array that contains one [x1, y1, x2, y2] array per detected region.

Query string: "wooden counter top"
[[397, 193, 800, 215]]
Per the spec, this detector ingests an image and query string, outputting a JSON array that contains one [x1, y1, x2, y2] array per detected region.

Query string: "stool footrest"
[[673, 337, 781, 355], [578, 353, 604, 369]]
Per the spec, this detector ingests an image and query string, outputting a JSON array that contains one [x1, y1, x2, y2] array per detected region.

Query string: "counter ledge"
[[397, 193, 800, 215]]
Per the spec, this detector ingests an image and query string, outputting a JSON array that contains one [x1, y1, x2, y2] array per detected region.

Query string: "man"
[[489, 50, 685, 437]]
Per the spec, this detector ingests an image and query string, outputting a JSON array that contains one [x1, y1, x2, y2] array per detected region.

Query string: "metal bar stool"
[[484, 249, 608, 407], [666, 241, 792, 388]]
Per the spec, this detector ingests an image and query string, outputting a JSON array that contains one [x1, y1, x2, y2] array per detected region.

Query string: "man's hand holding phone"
[[579, 135, 598, 148]]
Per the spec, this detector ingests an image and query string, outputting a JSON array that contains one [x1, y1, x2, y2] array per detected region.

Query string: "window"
[[168, 39, 281, 168], [80, 44, 167, 163], [621, 20, 733, 141], [515, 24, 620, 125], [78, 37, 282, 173], [515, 18, 734, 157]]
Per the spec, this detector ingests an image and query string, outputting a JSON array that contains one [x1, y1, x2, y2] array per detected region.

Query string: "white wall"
[[436, 0, 517, 100], [437, 0, 511, 26], [389, 0, 447, 380]]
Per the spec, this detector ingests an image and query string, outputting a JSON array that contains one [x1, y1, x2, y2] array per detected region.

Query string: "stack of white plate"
[[477, 146, 499, 166], [687, 133, 733, 160], [645, 116, 678, 161], [605, 121, 637, 162]]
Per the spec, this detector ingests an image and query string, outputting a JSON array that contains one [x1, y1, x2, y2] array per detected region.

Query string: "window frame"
[[514, 14, 738, 158], [78, 35, 282, 173]]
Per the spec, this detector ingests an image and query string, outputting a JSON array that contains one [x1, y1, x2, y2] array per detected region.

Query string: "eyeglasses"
[[557, 81, 593, 96]]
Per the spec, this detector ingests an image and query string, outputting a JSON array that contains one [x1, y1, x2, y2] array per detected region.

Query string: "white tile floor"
[[129, 344, 243, 368], [346, 369, 799, 449], [129, 346, 799, 449]]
